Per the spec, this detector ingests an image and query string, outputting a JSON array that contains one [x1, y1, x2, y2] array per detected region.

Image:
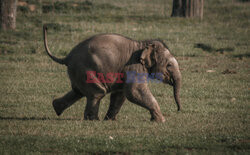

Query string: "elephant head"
[[140, 41, 182, 111]]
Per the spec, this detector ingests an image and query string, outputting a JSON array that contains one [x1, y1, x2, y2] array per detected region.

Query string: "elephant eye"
[[167, 63, 172, 67]]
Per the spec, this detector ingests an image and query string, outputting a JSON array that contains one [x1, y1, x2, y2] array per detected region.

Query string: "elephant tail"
[[43, 25, 67, 66]]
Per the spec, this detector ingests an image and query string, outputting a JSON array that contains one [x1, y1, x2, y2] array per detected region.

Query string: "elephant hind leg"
[[104, 91, 126, 120], [84, 95, 104, 120], [53, 90, 83, 116]]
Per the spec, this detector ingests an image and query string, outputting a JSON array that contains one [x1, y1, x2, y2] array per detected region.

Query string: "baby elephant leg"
[[104, 91, 126, 120], [53, 90, 83, 116], [84, 95, 104, 120], [125, 83, 165, 123]]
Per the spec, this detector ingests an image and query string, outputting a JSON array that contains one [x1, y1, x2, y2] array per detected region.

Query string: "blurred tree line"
[[0, 0, 205, 31]]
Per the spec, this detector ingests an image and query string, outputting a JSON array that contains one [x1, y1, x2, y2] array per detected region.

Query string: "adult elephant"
[[43, 25, 181, 122]]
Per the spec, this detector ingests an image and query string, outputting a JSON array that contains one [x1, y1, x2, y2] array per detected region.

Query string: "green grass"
[[0, 0, 249, 154]]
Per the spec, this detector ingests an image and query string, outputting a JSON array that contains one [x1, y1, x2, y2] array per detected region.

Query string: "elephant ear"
[[140, 44, 156, 68]]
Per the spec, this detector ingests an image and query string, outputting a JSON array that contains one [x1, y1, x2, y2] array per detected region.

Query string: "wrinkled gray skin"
[[43, 25, 181, 122]]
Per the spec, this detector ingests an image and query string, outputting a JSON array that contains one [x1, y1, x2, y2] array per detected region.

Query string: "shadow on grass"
[[0, 116, 80, 121], [194, 43, 234, 53], [238, 0, 250, 2], [233, 53, 250, 58]]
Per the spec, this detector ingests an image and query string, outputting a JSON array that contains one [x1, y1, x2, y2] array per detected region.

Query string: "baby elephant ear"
[[140, 44, 155, 68]]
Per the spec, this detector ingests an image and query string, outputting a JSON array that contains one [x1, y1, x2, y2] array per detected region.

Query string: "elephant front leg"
[[124, 83, 165, 123], [104, 91, 126, 120], [84, 95, 104, 120], [53, 90, 83, 116]]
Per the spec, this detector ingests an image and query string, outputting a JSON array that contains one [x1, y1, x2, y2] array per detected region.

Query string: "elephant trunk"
[[172, 71, 181, 111]]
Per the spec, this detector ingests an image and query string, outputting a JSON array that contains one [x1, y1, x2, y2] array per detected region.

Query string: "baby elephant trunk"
[[172, 71, 181, 111]]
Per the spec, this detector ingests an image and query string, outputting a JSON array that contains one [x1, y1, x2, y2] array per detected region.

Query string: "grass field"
[[0, 0, 249, 154]]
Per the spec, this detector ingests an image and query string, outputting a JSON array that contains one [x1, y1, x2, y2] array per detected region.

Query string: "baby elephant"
[[43, 25, 181, 122]]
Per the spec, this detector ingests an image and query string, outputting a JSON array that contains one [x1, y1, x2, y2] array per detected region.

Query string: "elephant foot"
[[151, 116, 165, 123], [84, 114, 100, 121], [52, 100, 64, 116], [150, 111, 165, 123], [104, 115, 117, 121]]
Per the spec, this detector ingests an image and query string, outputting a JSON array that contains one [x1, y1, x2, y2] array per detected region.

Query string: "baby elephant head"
[[140, 41, 182, 111]]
